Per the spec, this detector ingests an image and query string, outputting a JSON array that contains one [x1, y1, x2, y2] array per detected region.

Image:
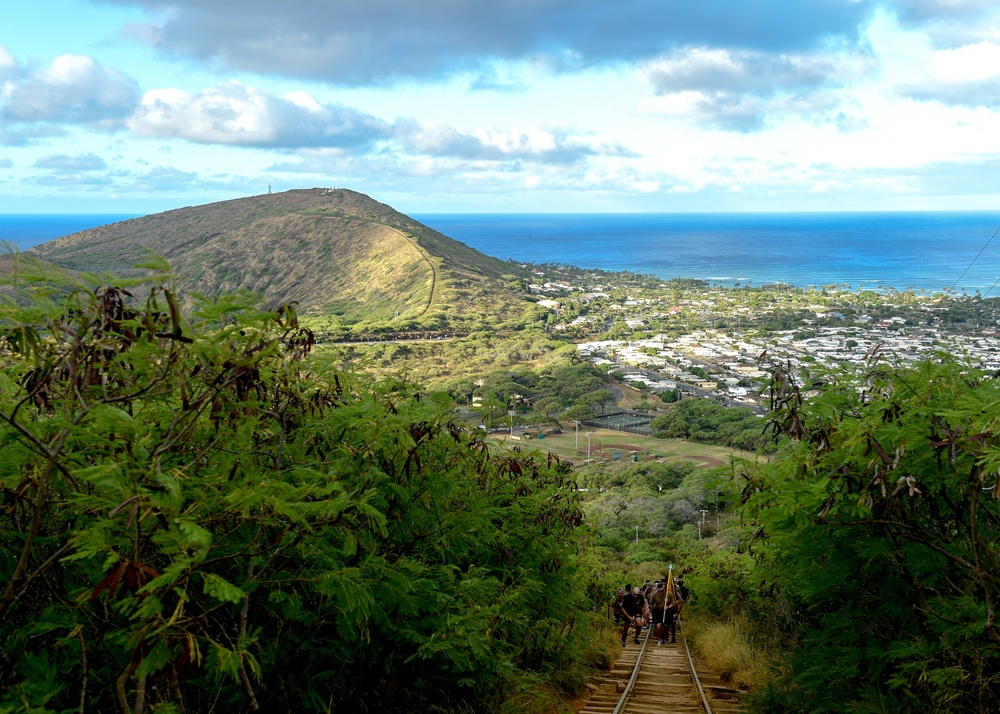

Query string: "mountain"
[[27, 189, 533, 331]]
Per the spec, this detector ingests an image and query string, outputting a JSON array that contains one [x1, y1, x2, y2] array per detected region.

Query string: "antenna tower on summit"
[[267, 184, 272, 195]]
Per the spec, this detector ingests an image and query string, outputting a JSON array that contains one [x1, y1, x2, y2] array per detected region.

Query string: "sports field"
[[492, 427, 751, 468]]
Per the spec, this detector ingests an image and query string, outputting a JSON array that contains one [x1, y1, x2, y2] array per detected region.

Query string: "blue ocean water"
[[5, 211, 1000, 294], [0, 214, 139, 252], [414, 212, 1000, 294]]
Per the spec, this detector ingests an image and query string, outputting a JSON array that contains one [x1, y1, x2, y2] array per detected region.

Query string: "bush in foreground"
[[736, 356, 1000, 713], [0, 258, 586, 713]]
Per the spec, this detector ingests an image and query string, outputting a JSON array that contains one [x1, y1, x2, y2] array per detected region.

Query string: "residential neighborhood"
[[526, 266, 1000, 407]]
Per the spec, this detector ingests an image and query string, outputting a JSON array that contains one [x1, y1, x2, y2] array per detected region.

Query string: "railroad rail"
[[578, 621, 743, 714]]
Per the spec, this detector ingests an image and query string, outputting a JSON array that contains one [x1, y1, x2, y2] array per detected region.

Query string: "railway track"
[[578, 623, 744, 714]]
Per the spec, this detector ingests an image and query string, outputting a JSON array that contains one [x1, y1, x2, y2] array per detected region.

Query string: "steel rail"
[[680, 618, 714, 714], [610, 624, 652, 714], [607, 617, 715, 714]]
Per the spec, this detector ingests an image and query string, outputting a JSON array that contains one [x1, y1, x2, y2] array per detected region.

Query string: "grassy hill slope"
[[27, 188, 531, 331]]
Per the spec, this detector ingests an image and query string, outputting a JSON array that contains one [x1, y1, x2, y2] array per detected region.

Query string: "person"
[[612, 588, 632, 646], [647, 579, 667, 645], [675, 574, 690, 606], [663, 578, 683, 644], [621, 585, 644, 645]]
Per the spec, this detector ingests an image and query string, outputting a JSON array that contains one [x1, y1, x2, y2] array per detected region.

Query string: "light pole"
[[574, 420, 581, 453], [508, 410, 516, 437], [587, 431, 593, 463]]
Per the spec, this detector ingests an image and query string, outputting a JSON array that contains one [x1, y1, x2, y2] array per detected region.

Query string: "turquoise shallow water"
[[5, 211, 1000, 294]]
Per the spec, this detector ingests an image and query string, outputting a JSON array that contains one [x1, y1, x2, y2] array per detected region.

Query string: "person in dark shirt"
[[612, 587, 631, 646], [621, 586, 644, 644], [675, 574, 690, 604]]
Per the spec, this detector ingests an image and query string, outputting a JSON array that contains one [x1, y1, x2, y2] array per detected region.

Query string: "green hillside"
[[27, 188, 531, 331]]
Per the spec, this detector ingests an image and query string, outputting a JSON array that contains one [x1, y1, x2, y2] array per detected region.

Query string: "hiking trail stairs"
[[577, 626, 744, 714]]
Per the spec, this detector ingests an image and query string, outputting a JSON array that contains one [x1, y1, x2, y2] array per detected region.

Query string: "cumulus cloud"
[[643, 47, 865, 130], [264, 150, 648, 198], [0, 158, 12, 168], [107, 0, 873, 84], [901, 41, 1000, 105], [128, 81, 393, 148], [129, 166, 200, 191], [895, 0, 997, 20], [891, 0, 1000, 46], [0, 54, 139, 125], [124, 78, 627, 162], [30, 173, 114, 187], [646, 48, 843, 94], [394, 121, 629, 163], [0, 46, 16, 75], [34, 153, 108, 171]]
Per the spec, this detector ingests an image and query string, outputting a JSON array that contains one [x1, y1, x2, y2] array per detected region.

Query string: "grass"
[[493, 427, 749, 468], [684, 613, 773, 691], [27, 188, 529, 332]]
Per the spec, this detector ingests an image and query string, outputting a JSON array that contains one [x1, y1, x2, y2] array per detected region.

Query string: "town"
[[527, 264, 1000, 408]]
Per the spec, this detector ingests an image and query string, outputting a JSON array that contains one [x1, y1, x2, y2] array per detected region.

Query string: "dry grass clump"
[[686, 615, 772, 690]]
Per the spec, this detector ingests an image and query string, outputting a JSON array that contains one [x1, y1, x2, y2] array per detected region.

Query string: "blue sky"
[[3, 0, 1000, 214]]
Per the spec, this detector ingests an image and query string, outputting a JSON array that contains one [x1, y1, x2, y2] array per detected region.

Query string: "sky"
[[3, 0, 1000, 214]]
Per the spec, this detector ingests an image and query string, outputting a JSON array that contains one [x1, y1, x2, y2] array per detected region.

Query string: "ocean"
[[0, 214, 140, 252], [414, 212, 1000, 294], [4, 211, 1000, 294]]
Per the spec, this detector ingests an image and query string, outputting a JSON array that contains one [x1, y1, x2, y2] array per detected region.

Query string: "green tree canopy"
[[0, 260, 586, 714], [737, 356, 1000, 712]]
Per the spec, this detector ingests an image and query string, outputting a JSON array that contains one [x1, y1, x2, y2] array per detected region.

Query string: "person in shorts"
[[613, 588, 631, 646], [648, 580, 667, 644], [663, 587, 680, 643], [621, 586, 644, 644]]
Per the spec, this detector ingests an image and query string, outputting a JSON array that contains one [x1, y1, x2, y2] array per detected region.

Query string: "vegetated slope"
[[27, 188, 530, 330]]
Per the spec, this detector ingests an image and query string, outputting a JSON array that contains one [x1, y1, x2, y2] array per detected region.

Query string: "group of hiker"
[[613, 574, 688, 647]]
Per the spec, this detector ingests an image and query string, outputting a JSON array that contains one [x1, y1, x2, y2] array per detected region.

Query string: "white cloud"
[[129, 166, 200, 192], [0, 54, 138, 125], [30, 172, 114, 187], [931, 41, 1000, 83], [0, 45, 15, 74], [642, 46, 869, 130], [34, 153, 108, 171], [127, 81, 392, 148], [394, 121, 625, 163], [902, 41, 1000, 105], [105, 0, 874, 84]]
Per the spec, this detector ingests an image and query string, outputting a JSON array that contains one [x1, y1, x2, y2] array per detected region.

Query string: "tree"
[[577, 389, 615, 415], [476, 388, 507, 428], [532, 395, 563, 418], [0, 259, 587, 714], [560, 404, 596, 423], [736, 356, 1000, 712]]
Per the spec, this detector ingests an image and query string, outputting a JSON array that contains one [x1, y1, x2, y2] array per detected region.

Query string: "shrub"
[[0, 259, 587, 714]]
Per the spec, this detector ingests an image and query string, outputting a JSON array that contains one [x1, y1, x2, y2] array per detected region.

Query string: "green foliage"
[[581, 462, 731, 549], [736, 356, 1000, 713], [651, 398, 775, 453], [576, 389, 615, 414], [0, 262, 588, 714], [560, 404, 596, 422]]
